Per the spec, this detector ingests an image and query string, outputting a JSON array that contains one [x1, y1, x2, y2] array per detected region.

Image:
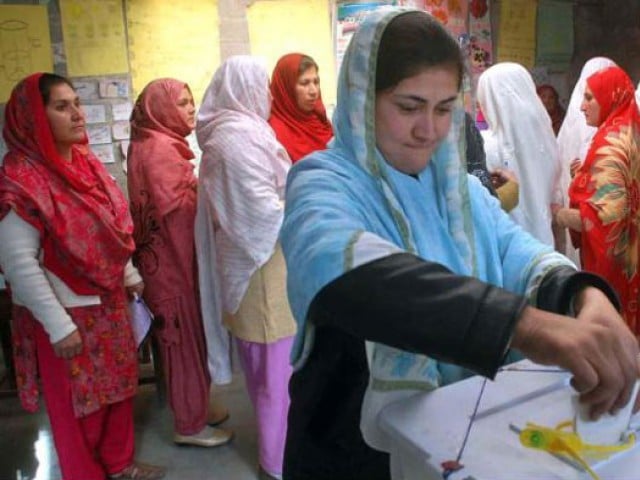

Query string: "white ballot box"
[[378, 360, 640, 480]]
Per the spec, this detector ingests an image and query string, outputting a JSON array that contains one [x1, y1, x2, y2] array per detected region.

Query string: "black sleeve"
[[465, 112, 497, 197], [307, 252, 526, 379], [535, 265, 621, 314]]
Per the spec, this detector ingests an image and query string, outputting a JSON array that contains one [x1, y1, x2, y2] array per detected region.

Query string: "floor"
[[0, 357, 265, 480]]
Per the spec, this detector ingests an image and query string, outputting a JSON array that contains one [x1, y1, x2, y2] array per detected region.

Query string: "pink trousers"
[[236, 335, 294, 476], [36, 323, 134, 480]]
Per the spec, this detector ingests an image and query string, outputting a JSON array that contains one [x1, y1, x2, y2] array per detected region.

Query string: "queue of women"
[[0, 6, 639, 480]]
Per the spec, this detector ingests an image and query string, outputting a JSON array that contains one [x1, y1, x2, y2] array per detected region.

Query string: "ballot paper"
[[128, 294, 153, 347], [574, 380, 640, 445]]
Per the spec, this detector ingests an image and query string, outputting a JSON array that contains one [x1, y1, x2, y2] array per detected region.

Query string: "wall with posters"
[[1, 0, 640, 179], [491, 0, 640, 107]]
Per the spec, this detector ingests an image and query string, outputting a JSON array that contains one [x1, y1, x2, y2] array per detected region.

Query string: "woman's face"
[[176, 87, 196, 129], [581, 85, 601, 127], [538, 89, 557, 113], [375, 67, 459, 175], [45, 83, 86, 148], [295, 67, 320, 113]]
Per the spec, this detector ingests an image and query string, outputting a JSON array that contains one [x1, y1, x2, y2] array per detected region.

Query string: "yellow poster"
[[247, 0, 336, 109], [0, 5, 53, 102], [126, 0, 220, 105], [60, 0, 129, 76], [496, 0, 537, 69]]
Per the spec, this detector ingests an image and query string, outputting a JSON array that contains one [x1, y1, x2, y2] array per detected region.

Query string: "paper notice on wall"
[[86, 124, 111, 145], [112, 102, 133, 121], [59, 0, 129, 76], [99, 79, 129, 98], [335, 2, 393, 82], [398, 0, 468, 39], [0, 5, 53, 102], [536, 0, 574, 69], [83, 104, 107, 124], [74, 80, 98, 101], [91, 143, 115, 164], [496, 0, 536, 69], [111, 121, 130, 141]]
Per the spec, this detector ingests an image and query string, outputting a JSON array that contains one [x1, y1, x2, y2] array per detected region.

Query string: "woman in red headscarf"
[[0, 73, 164, 479], [554, 66, 640, 335], [269, 53, 333, 163], [537, 84, 566, 135], [127, 78, 232, 448]]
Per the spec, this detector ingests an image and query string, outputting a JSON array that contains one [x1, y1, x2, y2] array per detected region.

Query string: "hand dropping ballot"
[[128, 293, 153, 347], [574, 380, 640, 445], [377, 360, 640, 480]]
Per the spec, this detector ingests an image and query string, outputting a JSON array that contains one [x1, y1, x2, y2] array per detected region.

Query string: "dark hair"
[[38, 73, 75, 105], [299, 55, 319, 76], [375, 11, 464, 92]]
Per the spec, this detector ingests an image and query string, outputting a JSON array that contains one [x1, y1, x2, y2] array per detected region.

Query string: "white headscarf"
[[196, 55, 290, 315], [477, 62, 561, 246]]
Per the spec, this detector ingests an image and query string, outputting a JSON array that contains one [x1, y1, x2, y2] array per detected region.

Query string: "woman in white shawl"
[[478, 62, 562, 248], [556, 57, 617, 263], [194, 55, 296, 480]]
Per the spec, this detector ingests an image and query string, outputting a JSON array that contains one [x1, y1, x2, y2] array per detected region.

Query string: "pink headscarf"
[[127, 78, 196, 218]]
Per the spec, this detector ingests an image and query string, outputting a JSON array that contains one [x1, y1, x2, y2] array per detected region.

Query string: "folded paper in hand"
[[129, 294, 153, 347]]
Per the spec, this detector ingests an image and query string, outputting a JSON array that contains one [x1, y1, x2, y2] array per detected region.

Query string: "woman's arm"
[[554, 207, 582, 231], [124, 259, 144, 298], [0, 210, 82, 357]]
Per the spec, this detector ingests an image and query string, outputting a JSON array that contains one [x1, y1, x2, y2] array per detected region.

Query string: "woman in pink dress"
[[127, 78, 231, 448]]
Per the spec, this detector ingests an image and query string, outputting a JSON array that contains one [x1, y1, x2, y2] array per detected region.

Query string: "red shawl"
[[268, 53, 333, 163], [568, 66, 640, 334], [127, 78, 198, 300], [0, 73, 134, 295]]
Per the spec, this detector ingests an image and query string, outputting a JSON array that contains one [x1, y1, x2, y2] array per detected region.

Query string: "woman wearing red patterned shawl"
[[127, 78, 232, 448], [0, 73, 164, 480], [269, 53, 333, 163], [554, 66, 640, 335]]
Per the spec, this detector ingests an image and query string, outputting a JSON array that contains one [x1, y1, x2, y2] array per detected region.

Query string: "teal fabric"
[[281, 7, 573, 390]]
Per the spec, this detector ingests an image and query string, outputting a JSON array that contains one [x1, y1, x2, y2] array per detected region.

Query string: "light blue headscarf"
[[281, 7, 573, 390]]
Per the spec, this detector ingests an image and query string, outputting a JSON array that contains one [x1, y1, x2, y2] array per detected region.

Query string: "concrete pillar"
[[218, 0, 252, 60]]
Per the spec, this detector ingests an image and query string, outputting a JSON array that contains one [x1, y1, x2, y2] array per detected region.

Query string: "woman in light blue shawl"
[[280, 8, 639, 480]]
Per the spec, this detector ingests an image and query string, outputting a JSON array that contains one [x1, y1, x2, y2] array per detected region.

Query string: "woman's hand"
[[573, 287, 640, 416], [53, 329, 83, 359], [551, 203, 567, 252], [490, 168, 517, 189], [570, 158, 581, 178], [126, 281, 145, 299], [512, 288, 640, 419], [552, 207, 582, 231]]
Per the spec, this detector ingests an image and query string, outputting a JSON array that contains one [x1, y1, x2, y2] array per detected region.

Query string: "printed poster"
[[399, 0, 468, 39], [496, 0, 537, 69], [536, 0, 574, 68], [0, 5, 53, 102], [335, 2, 395, 78], [59, 0, 129, 76]]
